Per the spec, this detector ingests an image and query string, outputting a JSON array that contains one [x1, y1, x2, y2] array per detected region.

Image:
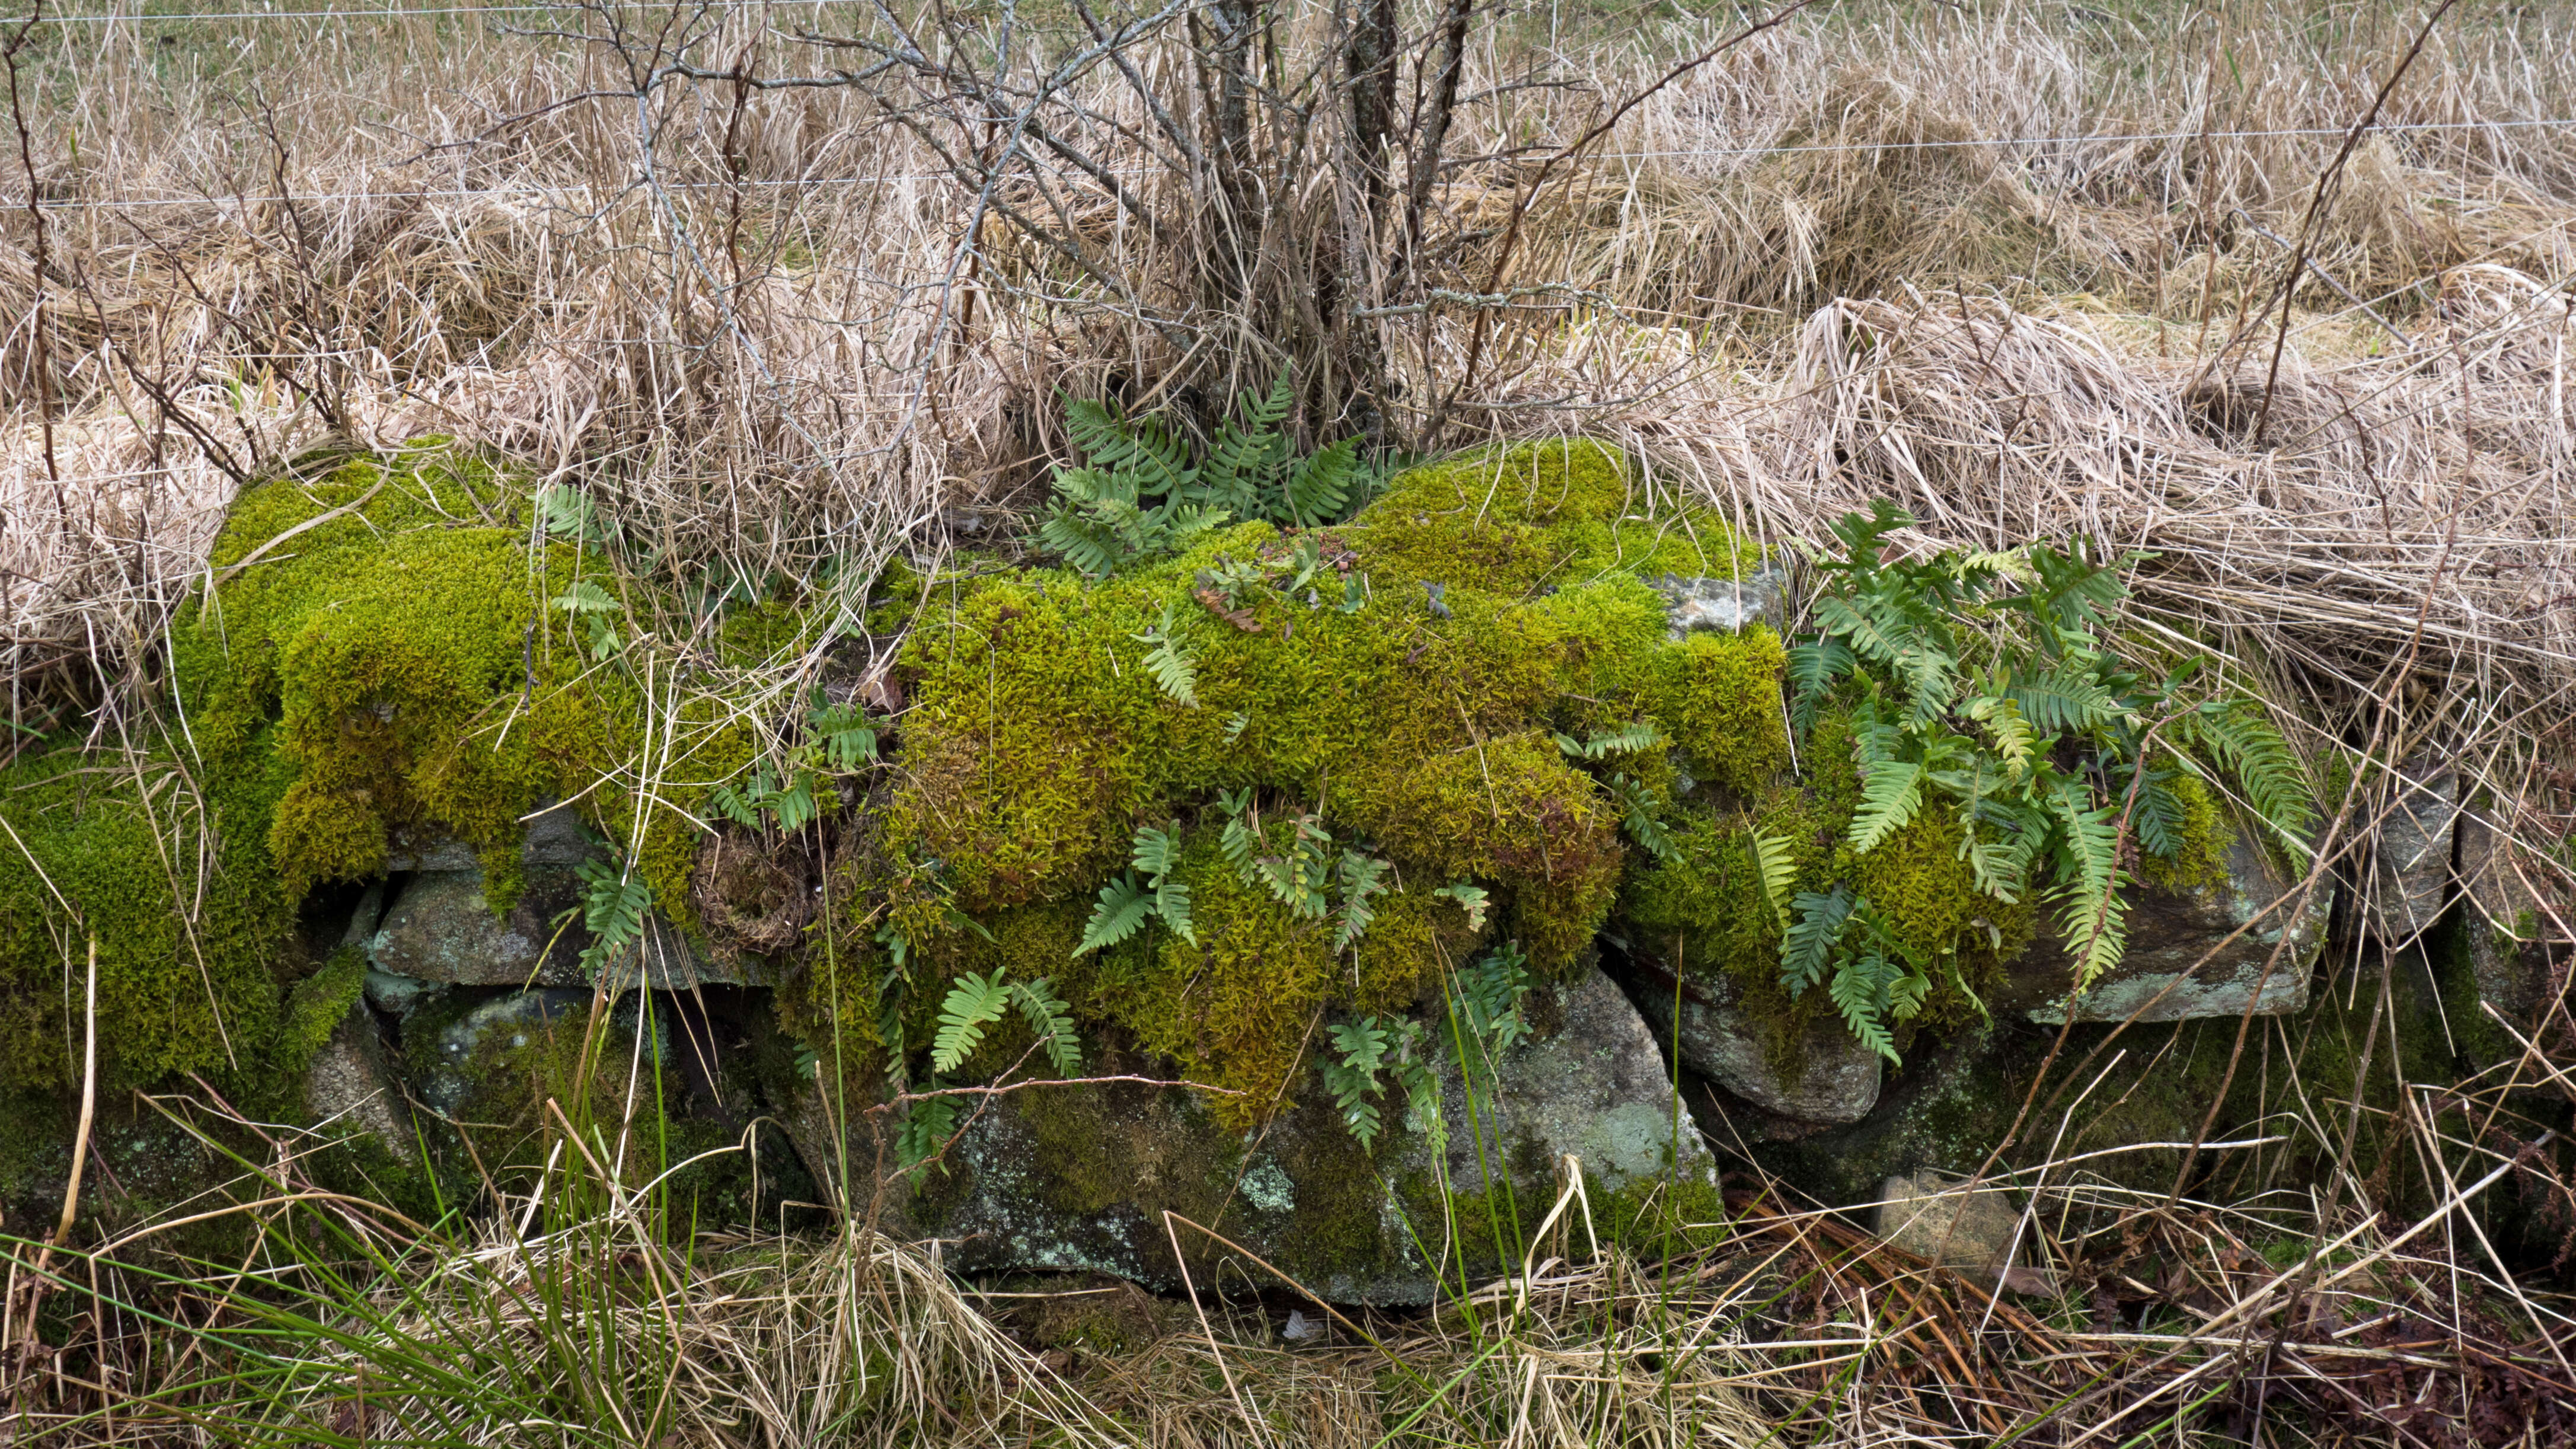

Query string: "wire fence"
[[5, 115, 2574, 213]]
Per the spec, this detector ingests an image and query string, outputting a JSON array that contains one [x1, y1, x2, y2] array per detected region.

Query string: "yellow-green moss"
[[1651, 628, 1790, 797], [175, 445, 759, 927], [0, 733, 296, 1099], [2138, 772, 2232, 893], [851, 439, 1771, 1124]]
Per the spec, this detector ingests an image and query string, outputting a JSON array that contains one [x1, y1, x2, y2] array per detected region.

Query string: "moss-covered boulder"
[[1999, 821, 2331, 1024], [797, 437, 1786, 1131], [901, 968, 1716, 1305]]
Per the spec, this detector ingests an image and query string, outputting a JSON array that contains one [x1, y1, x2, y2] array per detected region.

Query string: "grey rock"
[[385, 800, 599, 873], [363, 969, 435, 1020], [340, 880, 388, 950], [1623, 955, 1881, 1129], [1652, 566, 1789, 639], [367, 867, 589, 987], [2004, 828, 2331, 1024], [2370, 754, 2457, 949], [369, 861, 756, 991], [418, 988, 592, 1116], [1877, 1170, 2055, 1294], [899, 968, 1716, 1306], [2453, 807, 2571, 1027], [305, 1001, 412, 1147]]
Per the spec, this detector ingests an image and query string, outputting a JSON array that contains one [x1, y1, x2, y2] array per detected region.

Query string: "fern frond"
[[1154, 876, 1195, 946], [553, 579, 620, 616], [932, 970, 1013, 1073], [2055, 876, 2130, 992], [1964, 694, 2035, 779], [2190, 701, 2314, 848], [1199, 379, 1287, 518], [1780, 885, 1857, 997], [1892, 641, 1957, 725], [1556, 722, 1662, 760], [1131, 823, 1185, 882], [1036, 503, 1126, 577], [1161, 503, 1233, 556], [1334, 851, 1392, 952], [1962, 831, 2035, 903], [1785, 639, 1857, 736], [1830, 952, 1901, 1064], [1849, 761, 1925, 854], [1324, 1017, 1393, 1150], [895, 1096, 959, 1169], [1065, 397, 1195, 497], [1608, 774, 1682, 864], [574, 860, 652, 951], [707, 780, 761, 829], [2134, 771, 2186, 863], [1076, 873, 1155, 955], [1133, 604, 1199, 707], [1283, 436, 1360, 526], [1010, 978, 1084, 1075], [2009, 666, 2121, 735], [1748, 828, 1799, 930], [1815, 594, 1904, 664], [1433, 882, 1490, 933]]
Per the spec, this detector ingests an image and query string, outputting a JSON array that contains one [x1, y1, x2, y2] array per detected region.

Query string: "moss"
[[2138, 773, 2232, 894], [176, 444, 759, 928], [1649, 628, 1792, 797], [848, 440, 1768, 1125], [0, 732, 298, 1104], [279, 946, 369, 1067]]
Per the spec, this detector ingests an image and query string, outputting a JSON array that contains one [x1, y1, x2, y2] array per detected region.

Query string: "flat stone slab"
[[1652, 566, 1788, 637], [384, 800, 600, 872], [367, 867, 589, 987], [906, 968, 1716, 1306], [2004, 829, 2331, 1025], [2454, 806, 2573, 1026], [2370, 754, 2457, 950], [368, 864, 761, 991], [1621, 953, 1880, 1128]]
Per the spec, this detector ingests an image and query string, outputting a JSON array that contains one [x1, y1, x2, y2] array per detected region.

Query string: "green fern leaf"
[[1334, 851, 1392, 952], [896, 1096, 960, 1169], [1814, 594, 1904, 665], [932, 970, 1014, 1074], [574, 860, 652, 951], [1849, 761, 1925, 854], [1556, 722, 1662, 760], [1131, 823, 1185, 882], [1010, 978, 1084, 1075], [1037, 504, 1126, 577], [2055, 876, 2130, 992], [2008, 666, 2120, 735], [1830, 953, 1901, 1064], [2189, 702, 2314, 848], [1076, 873, 1155, 955], [1133, 604, 1199, 707], [1283, 436, 1359, 526], [1608, 774, 1682, 864], [553, 579, 620, 616], [707, 780, 761, 829], [1203, 371, 1292, 517], [1154, 876, 1196, 946], [1433, 882, 1490, 933], [1786, 638, 1857, 736], [1748, 827, 1798, 930], [1780, 885, 1857, 997], [1963, 694, 2035, 779]]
